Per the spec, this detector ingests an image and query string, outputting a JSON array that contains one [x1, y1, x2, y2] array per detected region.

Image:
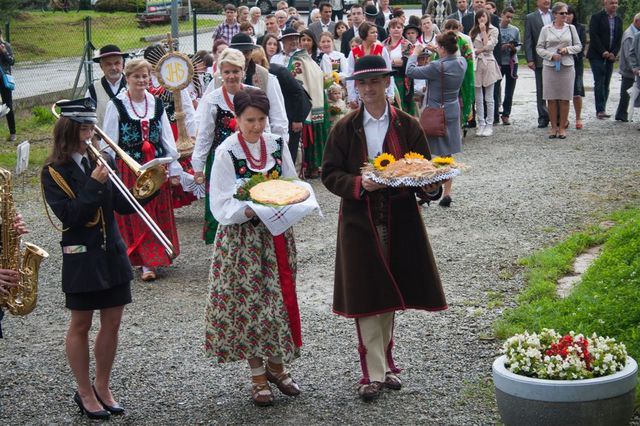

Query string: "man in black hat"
[[269, 28, 302, 68], [87, 45, 129, 126], [322, 55, 447, 402], [231, 32, 311, 163], [364, 4, 387, 42]]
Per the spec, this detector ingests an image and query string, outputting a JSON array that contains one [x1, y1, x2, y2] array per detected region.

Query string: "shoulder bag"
[[0, 68, 15, 91], [419, 62, 447, 137]]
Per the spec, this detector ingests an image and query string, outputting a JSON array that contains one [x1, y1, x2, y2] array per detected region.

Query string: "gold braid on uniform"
[[42, 166, 107, 247]]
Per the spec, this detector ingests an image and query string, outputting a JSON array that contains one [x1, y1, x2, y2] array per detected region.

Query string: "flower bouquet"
[[502, 328, 628, 380], [360, 152, 461, 187]]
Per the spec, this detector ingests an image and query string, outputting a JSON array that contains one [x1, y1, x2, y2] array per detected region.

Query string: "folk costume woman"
[[102, 59, 182, 282], [443, 19, 476, 128], [318, 31, 348, 81], [204, 88, 302, 406], [42, 98, 144, 419], [143, 44, 198, 210], [285, 35, 328, 179], [384, 18, 416, 115], [346, 23, 395, 108]]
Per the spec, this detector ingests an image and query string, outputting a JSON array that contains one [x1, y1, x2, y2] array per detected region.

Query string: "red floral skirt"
[[114, 159, 180, 267]]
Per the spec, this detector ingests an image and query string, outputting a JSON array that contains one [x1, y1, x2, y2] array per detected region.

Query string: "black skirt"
[[65, 282, 132, 311]]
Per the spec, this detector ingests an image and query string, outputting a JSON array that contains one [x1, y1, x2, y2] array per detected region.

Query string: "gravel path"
[[1, 68, 639, 425]]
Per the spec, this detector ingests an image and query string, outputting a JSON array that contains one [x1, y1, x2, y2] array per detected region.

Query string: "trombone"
[[51, 102, 175, 259]]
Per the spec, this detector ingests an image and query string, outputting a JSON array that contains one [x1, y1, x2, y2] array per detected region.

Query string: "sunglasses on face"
[[556, 11, 567, 15]]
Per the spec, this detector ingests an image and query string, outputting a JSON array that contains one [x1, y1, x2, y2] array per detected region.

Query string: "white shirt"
[[270, 51, 292, 67], [362, 103, 389, 160], [539, 8, 553, 26], [252, 19, 266, 38], [85, 76, 124, 99], [102, 91, 182, 177], [209, 132, 297, 225], [71, 152, 91, 173]]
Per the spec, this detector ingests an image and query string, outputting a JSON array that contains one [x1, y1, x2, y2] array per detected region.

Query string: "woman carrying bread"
[[204, 87, 303, 407]]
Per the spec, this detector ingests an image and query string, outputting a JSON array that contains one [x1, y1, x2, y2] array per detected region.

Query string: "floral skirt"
[[114, 160, 180, 267], [204, 221, 300, 363]]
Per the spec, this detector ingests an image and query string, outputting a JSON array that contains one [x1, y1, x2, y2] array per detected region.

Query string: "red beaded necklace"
[[127, 91, 148, 119], [237, 132, 267, 170], [222, 84, 242, 112]]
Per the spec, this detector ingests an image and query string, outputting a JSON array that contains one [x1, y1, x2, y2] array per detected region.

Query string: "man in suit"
[[462, 0, 502, 125], [375, 0, 393, 28], [587, 0, 623, 119], [447, 0, 469, 22], [615, 13, 640, 122], [524, 0, 552, 127], [341, 4, 366, 57], [309, 2, 335, 41]]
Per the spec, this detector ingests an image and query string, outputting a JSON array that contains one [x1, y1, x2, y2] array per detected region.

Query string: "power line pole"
[[171, 0, 179, 47]]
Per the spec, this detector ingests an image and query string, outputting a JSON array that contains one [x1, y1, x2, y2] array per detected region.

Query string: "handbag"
[[0, 68, 15, 91], [419, 62, 446, 137]]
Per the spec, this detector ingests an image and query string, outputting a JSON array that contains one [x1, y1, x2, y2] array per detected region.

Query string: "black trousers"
[[0, 78, 16, 134], [534, 67, 549, 125], [615, 76, 635, 121], [332, 9, 344, 21], [499, 63, 518, 117], [288, 129, 302, 164]]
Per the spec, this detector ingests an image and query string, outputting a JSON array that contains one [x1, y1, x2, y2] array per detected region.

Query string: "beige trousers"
[[355, 312, 397, 383]]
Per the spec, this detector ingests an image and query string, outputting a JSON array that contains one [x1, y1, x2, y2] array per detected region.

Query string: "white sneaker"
[[476, 125, 486, 136], [484, 125, 494, 136]]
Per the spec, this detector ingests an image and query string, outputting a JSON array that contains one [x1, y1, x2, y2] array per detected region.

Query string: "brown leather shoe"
[[265, 368, 301, 396], [251, 382, 275, 406], [358, 381, 383, 401], [384, 372, 402, 390]]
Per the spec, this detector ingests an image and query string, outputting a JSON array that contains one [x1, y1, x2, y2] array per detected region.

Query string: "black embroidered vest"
[[229, 137, 284, 179], [112, 97, 167, 162]]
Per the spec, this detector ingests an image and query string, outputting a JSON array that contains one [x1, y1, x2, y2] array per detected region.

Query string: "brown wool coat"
[[321, 106, 448, 318]]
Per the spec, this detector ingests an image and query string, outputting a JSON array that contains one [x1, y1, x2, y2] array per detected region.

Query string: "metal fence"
[[6, 10, 222, 104]]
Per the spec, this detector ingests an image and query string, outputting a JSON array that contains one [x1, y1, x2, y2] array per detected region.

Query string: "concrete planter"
[[492, 355, 638, 426]]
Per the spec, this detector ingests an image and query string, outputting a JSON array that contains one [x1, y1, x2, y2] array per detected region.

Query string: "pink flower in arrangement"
[[239, 166, 247, 175]]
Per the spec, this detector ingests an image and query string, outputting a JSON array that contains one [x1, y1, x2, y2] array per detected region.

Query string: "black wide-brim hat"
[[229, 33, 259, 52], [364, 5, 379, 17], [345, 55, 396, 81], [278, 27, 301, 41], [403, 24, 422, 38], [56, 97, 98, 124], [93, 44, 129, 63]]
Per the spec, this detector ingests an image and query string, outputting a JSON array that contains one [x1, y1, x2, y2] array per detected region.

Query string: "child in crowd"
[[327, 83, 347, 126]]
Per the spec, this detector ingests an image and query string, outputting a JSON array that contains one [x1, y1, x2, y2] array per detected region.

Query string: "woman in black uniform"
[[42, 98, 142, 419]]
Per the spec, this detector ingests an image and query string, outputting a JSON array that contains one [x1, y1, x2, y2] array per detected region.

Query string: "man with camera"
[[498, 6, 520, 125]]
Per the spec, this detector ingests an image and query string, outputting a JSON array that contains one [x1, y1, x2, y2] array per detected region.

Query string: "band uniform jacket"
[[321, 107, 447, 317], [41, 155, 144, 294], [586, 9, 623, 61]]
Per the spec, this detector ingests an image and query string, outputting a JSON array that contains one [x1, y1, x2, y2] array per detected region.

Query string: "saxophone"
[[0, 167, 49, 316]]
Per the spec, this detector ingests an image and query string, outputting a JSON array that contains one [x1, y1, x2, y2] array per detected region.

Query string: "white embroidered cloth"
[[247, 180, 322, 236]]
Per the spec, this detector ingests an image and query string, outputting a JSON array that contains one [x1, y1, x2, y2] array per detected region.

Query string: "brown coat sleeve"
[[321, 115, 364, 201]]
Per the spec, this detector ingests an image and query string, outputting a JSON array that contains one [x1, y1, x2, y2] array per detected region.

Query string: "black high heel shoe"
[[93, 385, 125, 415], [73, 391, 111, 420]]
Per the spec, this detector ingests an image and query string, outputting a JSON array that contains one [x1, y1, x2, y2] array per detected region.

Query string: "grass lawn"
[[9, 12, 221, 63], [494, 207, 640, 405], [0, 105, 55, 179]]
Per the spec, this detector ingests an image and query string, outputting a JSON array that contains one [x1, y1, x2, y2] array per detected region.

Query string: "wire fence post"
[[171, 0, 179, 49], [193, 8, 198, 52], [85, 16, 93, 88]]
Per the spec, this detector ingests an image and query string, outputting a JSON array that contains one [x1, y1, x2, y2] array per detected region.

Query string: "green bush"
[[31, 106, 55, 126], [94, 0, 145, 13]]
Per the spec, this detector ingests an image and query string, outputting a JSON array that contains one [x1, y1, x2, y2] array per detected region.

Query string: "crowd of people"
[[2, 0, 640, 418]]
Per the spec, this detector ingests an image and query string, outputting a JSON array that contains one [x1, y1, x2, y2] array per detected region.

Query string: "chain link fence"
[[6, 10, 221, 106]]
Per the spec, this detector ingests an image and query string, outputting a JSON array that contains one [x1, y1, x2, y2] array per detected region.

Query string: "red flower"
[[229, 117, 237, 131]]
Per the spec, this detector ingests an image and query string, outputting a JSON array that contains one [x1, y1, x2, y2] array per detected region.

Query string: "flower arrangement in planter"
[[493, 329, 637, 426], [502, 328, 628, 380]]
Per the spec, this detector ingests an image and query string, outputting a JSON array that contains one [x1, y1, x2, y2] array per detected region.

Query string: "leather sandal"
[[251, 382, 275, 406], [384, 372, 402, 390], [358, 381, 384, 401], [141, 270, 156, 281], [266, 368, 300, 396]]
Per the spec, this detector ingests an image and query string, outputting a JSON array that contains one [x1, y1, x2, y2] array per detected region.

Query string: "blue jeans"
[[589, 59, 614, 113]]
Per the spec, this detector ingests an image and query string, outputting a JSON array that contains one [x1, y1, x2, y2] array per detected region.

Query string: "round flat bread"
[[249, 180, 310, 205]]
